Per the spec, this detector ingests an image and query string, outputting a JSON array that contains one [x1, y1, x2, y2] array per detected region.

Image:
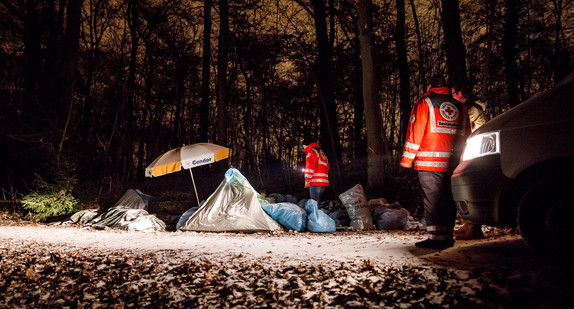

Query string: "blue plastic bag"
[[261, 203, 307, 231], [176, 206, 199, 230], [305, 199, 336, 233]]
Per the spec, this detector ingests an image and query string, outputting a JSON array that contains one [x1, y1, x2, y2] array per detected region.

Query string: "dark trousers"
[[418, 170, 456, 240], [309, 185, 327, 203]]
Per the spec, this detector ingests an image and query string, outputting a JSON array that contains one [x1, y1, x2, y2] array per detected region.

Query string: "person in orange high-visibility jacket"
[[400, 75, 470, 250], [303, 141, 330, 202]]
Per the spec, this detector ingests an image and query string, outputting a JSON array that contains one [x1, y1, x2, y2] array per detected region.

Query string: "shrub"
[[21, 175, 80, 221], [21, 191, 80, 221]]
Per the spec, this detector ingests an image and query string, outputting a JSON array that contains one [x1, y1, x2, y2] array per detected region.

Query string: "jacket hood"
[[303, 142, 320, 153], [468, 95, 487, 110], [425, 86, 450, 96]]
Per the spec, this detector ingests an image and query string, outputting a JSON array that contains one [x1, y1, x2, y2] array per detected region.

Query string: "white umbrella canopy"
[[145, 143, 230, 177], [145, 143, 230, 205]]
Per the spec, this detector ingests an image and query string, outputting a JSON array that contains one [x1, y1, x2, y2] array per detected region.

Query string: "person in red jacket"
[[400, 75, 470, 250], [303, 141, 330, 203]]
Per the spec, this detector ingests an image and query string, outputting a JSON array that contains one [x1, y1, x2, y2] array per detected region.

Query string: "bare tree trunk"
[[136, 43, 154, 179], [551, 0, 570, 84], [481, 0, 495, 99], [359, 0, 385, 190], [353, 53, 366, 162], [127, 0, 139, 112], [216, 0, 230, 146], [173, 56, 187, 145], [56, 0, 85, 168], [440, 0, 467, 86], [237, 60, 252, 170], [408, 0, 426, 91], [396, 0, 410, 147], [80, 0, 109, 144], [122, 0, 140, 180], [200, 0, 212, 142], [22, 0, 42, 118], [503, 0, 520, 108], [310, 0, 345, 192]]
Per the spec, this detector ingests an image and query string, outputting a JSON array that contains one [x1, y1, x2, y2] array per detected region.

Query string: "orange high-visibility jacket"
[[400, 87, 470, 172], [303, 143, 330, 188]]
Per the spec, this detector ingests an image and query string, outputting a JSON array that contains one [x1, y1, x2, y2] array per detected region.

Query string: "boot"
[[415, 238, 455, 250], [455, 222, 484, 240], [454, 221, 471, 236]]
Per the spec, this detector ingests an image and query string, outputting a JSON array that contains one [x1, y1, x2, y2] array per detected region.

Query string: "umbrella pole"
[[189, 169, 201, 206]]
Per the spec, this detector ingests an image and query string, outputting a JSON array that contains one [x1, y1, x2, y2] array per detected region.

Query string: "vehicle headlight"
[[462, 132, 500, 161]]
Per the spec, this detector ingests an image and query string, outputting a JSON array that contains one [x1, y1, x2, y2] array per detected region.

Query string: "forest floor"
[[1, 211, 574, 308]]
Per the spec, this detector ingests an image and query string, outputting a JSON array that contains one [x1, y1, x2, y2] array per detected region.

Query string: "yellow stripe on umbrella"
[[145, 143, 230, 206]]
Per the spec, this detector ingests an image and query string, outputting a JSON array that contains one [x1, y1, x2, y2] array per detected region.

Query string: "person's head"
[[451, 83, 472, 103], [429, 74, 447, 88]]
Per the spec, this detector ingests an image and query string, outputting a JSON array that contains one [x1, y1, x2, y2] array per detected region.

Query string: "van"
[[451, 72, 574, 257]]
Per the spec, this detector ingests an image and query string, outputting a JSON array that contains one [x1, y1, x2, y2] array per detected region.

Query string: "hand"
[[400, 162, 412, 169]]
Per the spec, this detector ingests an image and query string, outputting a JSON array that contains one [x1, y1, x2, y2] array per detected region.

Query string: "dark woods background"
[[0, 0, 572, 209]]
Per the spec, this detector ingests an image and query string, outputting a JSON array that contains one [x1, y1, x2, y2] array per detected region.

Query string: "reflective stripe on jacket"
[[400, 87, 470, 172], [303, 143, 330, 188]]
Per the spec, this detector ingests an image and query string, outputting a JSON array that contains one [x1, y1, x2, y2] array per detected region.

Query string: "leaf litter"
[[0, 220, 573, 308]]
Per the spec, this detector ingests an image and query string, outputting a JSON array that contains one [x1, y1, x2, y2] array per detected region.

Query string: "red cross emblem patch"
[[440, 102, 459, 121]]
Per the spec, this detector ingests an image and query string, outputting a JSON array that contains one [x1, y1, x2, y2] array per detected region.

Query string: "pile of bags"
[[258, 184, 420, 233], [339, 184, 419, 231], [261, 198, 336, 233]]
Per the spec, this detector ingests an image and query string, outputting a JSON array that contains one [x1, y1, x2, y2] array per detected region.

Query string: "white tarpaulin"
[[69, 189, 165, 232], [179, 168, 281, 232], [113, 189, 152, 210], [70, 206, 166, 232]]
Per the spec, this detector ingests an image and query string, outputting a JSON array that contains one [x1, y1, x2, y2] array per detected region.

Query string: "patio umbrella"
[[145, 143, 230, 205]]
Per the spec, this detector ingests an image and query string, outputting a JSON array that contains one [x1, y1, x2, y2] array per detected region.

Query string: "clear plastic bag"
[[338, 184, 374, 230]]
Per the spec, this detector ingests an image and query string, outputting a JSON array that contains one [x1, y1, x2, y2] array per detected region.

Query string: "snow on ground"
[[2, 223, 573, 308], [0, 223, 531, 269], [1, 225, 425, 264]]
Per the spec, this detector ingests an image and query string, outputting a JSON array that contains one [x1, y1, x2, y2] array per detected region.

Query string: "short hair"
[[451, 83, 472, 96], [430, 74, 446, 88]]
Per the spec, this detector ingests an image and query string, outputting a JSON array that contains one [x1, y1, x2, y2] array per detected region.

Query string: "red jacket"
[[400, 87, 470, 172], [303, 143, 330, 187]]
